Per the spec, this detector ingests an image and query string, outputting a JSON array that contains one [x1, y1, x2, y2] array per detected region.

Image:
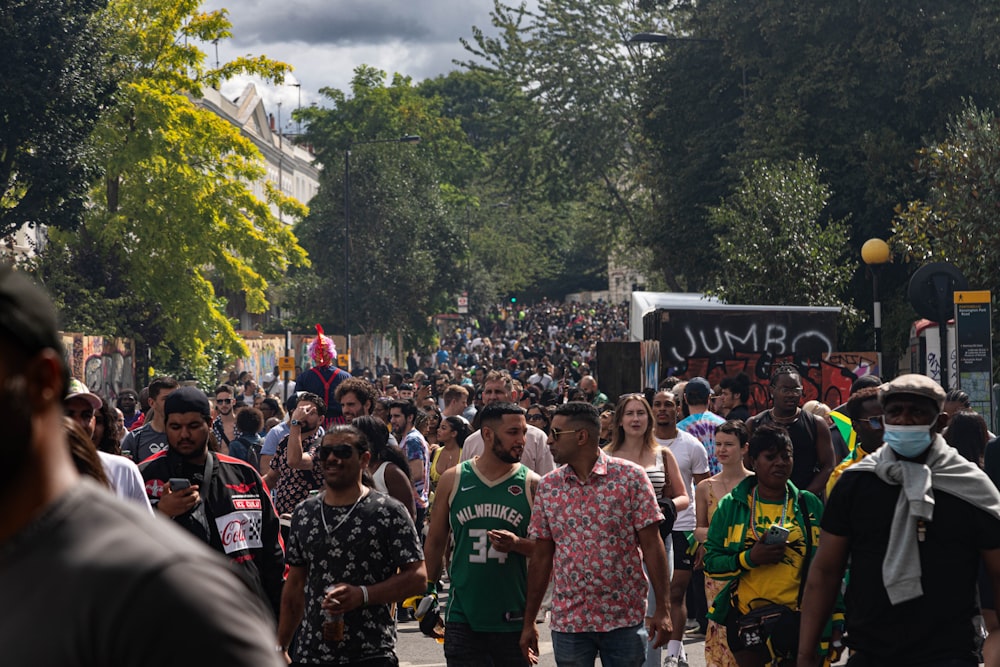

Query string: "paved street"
[[395, 615, 709, 667]]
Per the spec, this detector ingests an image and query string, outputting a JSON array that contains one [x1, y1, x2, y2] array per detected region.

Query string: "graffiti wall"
[[652, 309, 839, 366], [231, 332, 396, 383], [61, 334, 136, 402], [671, 351, 879, 413]]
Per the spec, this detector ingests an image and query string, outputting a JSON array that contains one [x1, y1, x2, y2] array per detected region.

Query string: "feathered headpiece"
[[308, 324, 336, 367]]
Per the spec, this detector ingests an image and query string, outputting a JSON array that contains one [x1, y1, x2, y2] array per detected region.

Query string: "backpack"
[[232, 436, 262, 470]]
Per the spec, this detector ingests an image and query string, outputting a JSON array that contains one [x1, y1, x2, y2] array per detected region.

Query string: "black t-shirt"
[[823, 469, 1000, 664]]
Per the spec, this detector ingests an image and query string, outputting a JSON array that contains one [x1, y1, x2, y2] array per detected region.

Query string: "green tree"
[[708, 157, 857, 322], [30, 0, 308, 375], [461, 0, 682, 290], [892, 101, 1000, 297], [0, 0, 115, 240], [286, 67, 473, 342]]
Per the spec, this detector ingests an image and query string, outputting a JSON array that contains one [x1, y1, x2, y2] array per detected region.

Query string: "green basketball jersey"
[[447, 459, 533, 631]]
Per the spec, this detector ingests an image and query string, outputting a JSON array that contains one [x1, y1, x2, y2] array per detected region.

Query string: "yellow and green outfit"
[[704, 476, 843, 659]]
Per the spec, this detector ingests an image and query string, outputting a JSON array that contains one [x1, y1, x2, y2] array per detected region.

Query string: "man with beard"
[[390, 399, 430, 528], [212, 383, 241, 451], [269, 392, 327, 523], [652, 389, 710, 666], [277, 425, 426, 665], [424, 403, 539, 665], [0, 266, 285, 665], [460, 371, 555, 475], [335, 377, 401, 448], [520, 402, 671, 665], [578, 375, 608, 407], [139, 386, 285, 616]]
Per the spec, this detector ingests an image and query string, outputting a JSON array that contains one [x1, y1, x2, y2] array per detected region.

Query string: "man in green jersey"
[[425, 402, 540, 666]]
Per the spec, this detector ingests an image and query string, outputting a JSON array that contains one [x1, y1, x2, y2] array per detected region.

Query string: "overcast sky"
[[199, 0, 514, 131]]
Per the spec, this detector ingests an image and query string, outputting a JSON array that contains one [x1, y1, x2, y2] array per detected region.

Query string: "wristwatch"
[[290, 419, 301, 426]]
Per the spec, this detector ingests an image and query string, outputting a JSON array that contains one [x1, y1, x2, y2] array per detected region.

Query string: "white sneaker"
[[664, 657, 679, 667]]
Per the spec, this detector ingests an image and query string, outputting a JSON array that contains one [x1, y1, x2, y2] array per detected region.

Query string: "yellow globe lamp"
[[861, 238, 891, 266]]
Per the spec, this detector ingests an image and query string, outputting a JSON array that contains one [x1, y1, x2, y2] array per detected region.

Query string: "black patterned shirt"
[[287, 491, 423, 664]]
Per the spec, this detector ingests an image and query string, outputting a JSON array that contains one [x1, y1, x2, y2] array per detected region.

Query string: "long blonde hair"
[[608, 394, 657, 453]]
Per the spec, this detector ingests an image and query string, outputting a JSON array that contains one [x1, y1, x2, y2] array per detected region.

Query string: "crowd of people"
[[4, 275, 1000, 667]]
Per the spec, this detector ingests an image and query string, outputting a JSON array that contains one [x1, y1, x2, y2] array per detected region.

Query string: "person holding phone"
[[703, 424, 838, 667], [139, 386, 285, 618]]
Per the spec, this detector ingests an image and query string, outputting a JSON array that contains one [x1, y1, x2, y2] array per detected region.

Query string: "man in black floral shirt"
[[266, 392, 326, 520], [277, 425, 425, 665]]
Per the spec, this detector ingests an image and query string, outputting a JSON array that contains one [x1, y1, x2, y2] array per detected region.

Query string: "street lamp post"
[[344, 135, 420, 371], [861, 238, 891, 372]]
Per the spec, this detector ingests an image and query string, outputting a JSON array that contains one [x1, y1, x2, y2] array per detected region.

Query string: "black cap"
[[0, 264, 62, 358], [163, 386, 211, 418]]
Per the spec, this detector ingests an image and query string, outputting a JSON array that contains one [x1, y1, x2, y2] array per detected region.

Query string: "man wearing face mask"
[[139, 386, 285, 617], [798, 374, 1000, 667]]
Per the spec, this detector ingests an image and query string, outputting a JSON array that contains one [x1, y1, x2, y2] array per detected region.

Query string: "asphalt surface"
[[395, 612, 710, 667]]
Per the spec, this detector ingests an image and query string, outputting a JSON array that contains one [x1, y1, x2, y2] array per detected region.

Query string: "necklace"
[[769, 408, 800, 425], [749, 485, 788, 540], [320, 488, 368, 535]]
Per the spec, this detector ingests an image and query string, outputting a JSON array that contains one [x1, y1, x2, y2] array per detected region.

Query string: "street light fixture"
[[628, 32, 746, 103], [861, 238, 891, 372], [344, 134, 421, 371]]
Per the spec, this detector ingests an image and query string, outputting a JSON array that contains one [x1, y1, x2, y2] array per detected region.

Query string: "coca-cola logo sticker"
[[214, 511, 263, 555]]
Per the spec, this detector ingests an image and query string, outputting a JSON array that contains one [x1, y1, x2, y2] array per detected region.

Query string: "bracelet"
[[360, 585, 369, 606]]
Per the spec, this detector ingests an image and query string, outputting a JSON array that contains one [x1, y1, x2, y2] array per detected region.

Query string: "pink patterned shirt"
[[530, 450, 663, 632]]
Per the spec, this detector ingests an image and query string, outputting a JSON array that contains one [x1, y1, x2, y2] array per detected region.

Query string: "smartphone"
[[168, 478, 191, 491], [762, 524, 789, 544]]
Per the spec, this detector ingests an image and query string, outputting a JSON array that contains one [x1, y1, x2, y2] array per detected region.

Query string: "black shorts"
[[672, 531, 695, 571]]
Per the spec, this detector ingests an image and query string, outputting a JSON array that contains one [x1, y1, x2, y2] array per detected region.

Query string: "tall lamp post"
[[344, 135, 421, 371], [861, 238, 891, 372]]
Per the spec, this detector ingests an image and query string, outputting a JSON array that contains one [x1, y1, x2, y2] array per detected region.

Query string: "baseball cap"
[[0, 264, 63, 359], [163, 386, 211, 418], [685, 377, 712, 402], [878, 374, 946, 412], [65, 378, 103, 411]]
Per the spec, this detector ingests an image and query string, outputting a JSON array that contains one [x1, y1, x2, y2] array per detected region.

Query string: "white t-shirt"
[[98, 451, 154, 515], [655, 430, 709, 531]]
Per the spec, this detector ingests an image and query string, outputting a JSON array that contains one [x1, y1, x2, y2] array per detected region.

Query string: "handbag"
[[736, 601, 798, 651]]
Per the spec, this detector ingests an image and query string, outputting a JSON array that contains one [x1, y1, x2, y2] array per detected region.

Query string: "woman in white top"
[[353, 415, 416, 521], [605, 393, 689, 667]]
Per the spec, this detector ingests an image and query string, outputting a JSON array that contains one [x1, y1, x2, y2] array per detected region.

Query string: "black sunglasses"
[[318, 444, 357, 460]]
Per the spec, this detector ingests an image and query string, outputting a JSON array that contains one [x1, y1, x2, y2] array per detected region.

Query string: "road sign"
[[457, 292, 468, 314], [954, 290, 993, 428], [277, 356, 295, 373]]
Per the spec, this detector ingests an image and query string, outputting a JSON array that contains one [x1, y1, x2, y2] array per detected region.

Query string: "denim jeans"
[[551, 622, 648, 667]]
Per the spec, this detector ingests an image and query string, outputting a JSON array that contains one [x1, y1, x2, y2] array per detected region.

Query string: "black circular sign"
[[907, 262, 968, 322]]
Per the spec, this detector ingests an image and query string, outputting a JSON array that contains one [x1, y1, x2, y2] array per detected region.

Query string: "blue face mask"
[[883, 423, 934, 458]]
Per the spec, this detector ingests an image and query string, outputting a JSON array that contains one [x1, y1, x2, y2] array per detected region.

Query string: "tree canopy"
[[0, 0, 115, 241], [28, 0, 308, 377]]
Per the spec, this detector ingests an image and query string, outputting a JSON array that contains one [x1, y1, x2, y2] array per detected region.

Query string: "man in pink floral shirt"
[[520, 401, 672, 666]]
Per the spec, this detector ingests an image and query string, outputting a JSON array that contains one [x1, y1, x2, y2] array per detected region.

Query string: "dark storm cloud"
[[221, 0, 483, 47]]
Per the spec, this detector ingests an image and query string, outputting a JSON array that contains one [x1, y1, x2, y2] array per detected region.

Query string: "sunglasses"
[[317, 444, 357, 460], [217, 398, 234, 404], [859, 416, 883, 429], [549, 427, 584, 439]]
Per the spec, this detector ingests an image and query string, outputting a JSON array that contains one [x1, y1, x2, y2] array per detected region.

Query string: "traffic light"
[[510, 296, 517, 304]]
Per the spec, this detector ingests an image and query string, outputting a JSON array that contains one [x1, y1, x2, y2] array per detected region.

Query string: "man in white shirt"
[[652, 388, 710, 667], [460, 371, 555, 476]]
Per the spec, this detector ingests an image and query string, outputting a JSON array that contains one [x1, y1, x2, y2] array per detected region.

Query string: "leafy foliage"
[[892, 101, 1000, 294], [286, 68, 470, 340], [30, 0, 308, 375], [708, 157, 858, 325], [0, 0, 116, 240]]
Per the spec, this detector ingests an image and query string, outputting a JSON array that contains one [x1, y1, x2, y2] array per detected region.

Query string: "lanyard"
[[749, 484, 788, 540]]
